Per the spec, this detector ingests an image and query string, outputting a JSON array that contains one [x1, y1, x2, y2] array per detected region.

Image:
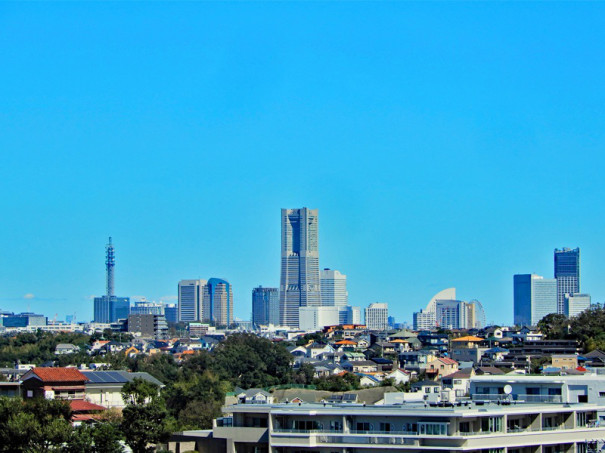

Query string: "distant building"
[[93, 238, 130, 323], [341, 306, 361, 325], [130, 301, 164, 316], [412, 288, 485, 330], [164, 304, 178, 324], [514, 274, 557, 326], [93, 296, 130, 324], [280, 208, 321, 328], [252, 287, 279, 326], [555, 247, 580, 315], [128, 314, 168, 340], [320, 269, 348, 307], [299, 306, 340, 331], [178, 279, 207, 322], [565, 293, 591, 318], [203, 278, 233, 327], [365, 303, 389, 330], [1, 312, 47, 328]]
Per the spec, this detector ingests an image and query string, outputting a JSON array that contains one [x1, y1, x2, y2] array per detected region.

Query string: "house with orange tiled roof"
[[21, 367, 88, 400]]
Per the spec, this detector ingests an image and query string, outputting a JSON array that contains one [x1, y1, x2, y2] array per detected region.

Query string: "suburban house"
[[82, 370, 164, 408], [21, 367, 88, 400]]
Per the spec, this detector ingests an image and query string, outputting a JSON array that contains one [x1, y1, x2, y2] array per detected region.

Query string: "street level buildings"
[[514, 274, 558, 326], [555, 247, 580, 315], [280, 208, 321, 328]]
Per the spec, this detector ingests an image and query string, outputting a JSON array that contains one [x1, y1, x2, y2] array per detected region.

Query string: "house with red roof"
[[21, 367, 108, 424], [21, 367, 88, 400]]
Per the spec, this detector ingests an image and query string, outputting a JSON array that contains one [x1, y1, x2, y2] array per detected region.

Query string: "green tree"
[[120, 402, 171, 453], [212, 333, 293, 388], [0, 397, 73, 452]]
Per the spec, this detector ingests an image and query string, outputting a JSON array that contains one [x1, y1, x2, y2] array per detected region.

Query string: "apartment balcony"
[[471, 393, 562, 403]]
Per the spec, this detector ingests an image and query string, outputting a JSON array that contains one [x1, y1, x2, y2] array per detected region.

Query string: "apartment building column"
[[342, 415, 348, 433]]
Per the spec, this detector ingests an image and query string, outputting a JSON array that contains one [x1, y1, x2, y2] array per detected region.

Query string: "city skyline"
[[1, 3, 605, 326]]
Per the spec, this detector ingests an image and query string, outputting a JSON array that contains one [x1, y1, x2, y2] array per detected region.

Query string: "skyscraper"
[[93, 237, 130, 323], [252, 287, 280, 326], [203, 278, 233, 327], [280, 208, 320, 328], [365, 302, 389, 330], [178, 279, 206, 322], [514, 274, 558, 326], [320, 268, 348, 307], [554, 248, 580, 315]]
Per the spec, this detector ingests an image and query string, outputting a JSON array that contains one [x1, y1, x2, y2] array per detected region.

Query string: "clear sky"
[[1, 2, 604, 325]]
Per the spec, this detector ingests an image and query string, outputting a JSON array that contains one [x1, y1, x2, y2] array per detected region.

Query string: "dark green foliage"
[[314, 373, 361, 391], [212, 333, 293, 388], [0, 331, 91, 367], [293, 363, 315, 385], [0, 397, 72, 452], [296, 332, 324, 346], [538, 305, 605, 352], [122, 378, 160, 406], [130, 353, 179, 384], [121, 402, 171, 453]]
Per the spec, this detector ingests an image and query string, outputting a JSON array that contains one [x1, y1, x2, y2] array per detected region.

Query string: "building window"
[[481, 417, 502, 433], [355, 422, 372, 432], [577, 412, 587, 427], [379, 422, 391, 432]]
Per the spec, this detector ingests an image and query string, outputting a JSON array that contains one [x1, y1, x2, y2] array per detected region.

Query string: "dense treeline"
[[0, 378, 170, 453], [1, 331, 368, 430], [0, 330, 133, 368], [538, 304, 605, 352]]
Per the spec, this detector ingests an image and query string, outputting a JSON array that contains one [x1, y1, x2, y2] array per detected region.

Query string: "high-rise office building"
[[252, 287, 279, 326], [320, 269, 348, 307], [565, 293, 591, 318], [93, 237, 130, 323], [164, 304, 178, 324], [412, 288, 485, 330], [554, 248, 580, 315], [365, 303, 389, 330], [178, 279, 207, 322], [514, 274, 558, 326], [203, 278, 233, 327], [280, 208, 320, 328]]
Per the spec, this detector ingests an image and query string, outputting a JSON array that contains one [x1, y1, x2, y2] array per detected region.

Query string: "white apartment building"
[[178, 279, 207, 322], [364, 302, 388, 330], [298, 306, 341, 331], [565, 293, 591, 318], [171, 398, 605, 453], [320, 269, 348, 307]]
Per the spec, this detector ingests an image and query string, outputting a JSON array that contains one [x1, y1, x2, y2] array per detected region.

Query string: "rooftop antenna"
[[106, 237, 115, 297]]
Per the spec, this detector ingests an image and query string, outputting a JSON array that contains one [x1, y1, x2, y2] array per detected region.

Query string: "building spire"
[[105, 237, 115, 297]]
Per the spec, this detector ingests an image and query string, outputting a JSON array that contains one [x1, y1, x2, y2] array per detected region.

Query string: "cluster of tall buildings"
[[177, 278, 233, 327], [514, 247, 590, 326], [412, 288, 486, 331], [251, 208, 366, 331]]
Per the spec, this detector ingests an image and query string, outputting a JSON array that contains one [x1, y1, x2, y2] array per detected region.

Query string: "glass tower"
[[280, 208, 320, 328], [554, 248, 580, 315]]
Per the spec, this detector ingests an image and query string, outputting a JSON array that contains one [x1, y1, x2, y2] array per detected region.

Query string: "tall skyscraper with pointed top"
[[93, 237, 129, 323], [280, 208, 320, 328]]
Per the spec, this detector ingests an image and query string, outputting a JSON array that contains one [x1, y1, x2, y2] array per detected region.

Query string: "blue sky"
[[1, 2, 604, 325]]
